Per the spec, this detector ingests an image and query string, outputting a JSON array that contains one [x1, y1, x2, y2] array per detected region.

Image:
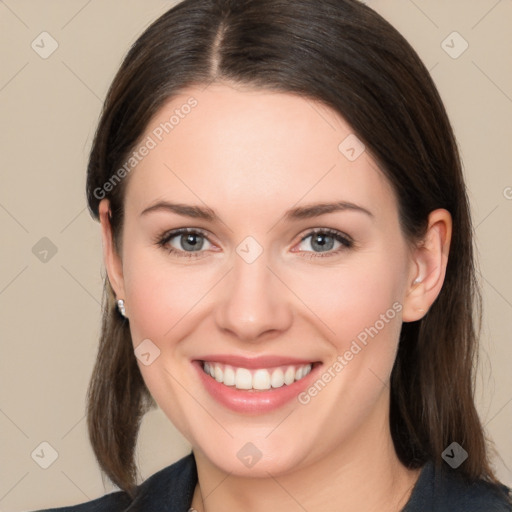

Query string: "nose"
[[214, 248, 293, 343]]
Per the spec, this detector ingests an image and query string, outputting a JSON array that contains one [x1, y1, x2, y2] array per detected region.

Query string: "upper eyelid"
[[160, 227, 214, 246], [299, 227, 352, 240]]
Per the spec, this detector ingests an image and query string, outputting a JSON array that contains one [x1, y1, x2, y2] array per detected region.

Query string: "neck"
[[190, 397, 421, 512]]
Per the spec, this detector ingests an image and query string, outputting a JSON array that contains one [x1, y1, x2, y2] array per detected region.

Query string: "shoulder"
[[403, 460, 512, 511], [30, 452, 197, 512]]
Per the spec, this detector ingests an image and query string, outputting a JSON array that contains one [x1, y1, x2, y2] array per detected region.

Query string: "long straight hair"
[[86, 0, 505, 499]]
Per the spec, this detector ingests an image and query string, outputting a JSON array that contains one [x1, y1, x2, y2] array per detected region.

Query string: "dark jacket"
[[32, 452, 512, 511]]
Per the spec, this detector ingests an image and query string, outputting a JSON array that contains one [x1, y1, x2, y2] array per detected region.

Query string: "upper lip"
[[195, 354, 319, 369]]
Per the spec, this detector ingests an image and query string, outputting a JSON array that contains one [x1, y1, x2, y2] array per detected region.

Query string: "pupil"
[[313, 234, 333, 252], [183, 234, 202, 251]]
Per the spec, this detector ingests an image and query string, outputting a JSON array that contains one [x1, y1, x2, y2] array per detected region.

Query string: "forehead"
[[123, 83, 397, 224]]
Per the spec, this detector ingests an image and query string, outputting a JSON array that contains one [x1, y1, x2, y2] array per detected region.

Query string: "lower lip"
[[193, 360, 321, 414]]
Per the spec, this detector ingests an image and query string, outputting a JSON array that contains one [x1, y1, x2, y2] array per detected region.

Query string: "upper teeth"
[[203, 362, 312, 390]]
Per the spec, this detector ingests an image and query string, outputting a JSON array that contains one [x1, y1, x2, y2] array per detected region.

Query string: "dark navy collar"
[[32, 452, 511, 511]]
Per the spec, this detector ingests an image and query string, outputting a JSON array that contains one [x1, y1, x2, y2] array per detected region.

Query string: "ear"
[[98, 199, 126, 300], [402, 208, 452, 322]]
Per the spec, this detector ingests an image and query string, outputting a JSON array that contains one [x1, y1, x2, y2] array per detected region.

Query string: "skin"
[[99, 83, 452, 512]]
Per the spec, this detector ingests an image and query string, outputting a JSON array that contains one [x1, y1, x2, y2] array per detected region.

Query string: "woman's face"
[[102, 84, 420, 476]]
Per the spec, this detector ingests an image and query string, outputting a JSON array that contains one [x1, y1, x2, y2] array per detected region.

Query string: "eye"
[[155, 228, 214, 258], [154, 227, 354, 259], [294, 228, 353, 258]]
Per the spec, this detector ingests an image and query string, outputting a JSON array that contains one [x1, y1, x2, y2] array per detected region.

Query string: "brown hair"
[[85, 0, 506, 500]]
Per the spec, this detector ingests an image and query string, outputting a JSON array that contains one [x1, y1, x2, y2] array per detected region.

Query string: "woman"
[[34, 0, 511, 510]]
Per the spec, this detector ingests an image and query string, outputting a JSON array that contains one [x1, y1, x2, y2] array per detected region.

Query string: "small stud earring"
[[117, 299, 127, 318], [413, 277, 422, 285]]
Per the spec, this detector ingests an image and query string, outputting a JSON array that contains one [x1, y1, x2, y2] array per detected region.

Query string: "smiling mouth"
[[201, 361, 320, 391]]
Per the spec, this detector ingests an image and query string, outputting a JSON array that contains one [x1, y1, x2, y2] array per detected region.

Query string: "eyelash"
[[154, 227, 354, 259]]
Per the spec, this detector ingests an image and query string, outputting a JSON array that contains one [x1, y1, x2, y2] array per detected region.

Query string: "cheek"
[[290, 254, 405, 346], [121, 242, 216, 345], [287, 252, 407, 415], [119, 244, 214, 435]]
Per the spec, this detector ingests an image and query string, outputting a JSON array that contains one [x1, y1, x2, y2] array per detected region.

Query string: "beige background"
[[0, 1, 511, 510]]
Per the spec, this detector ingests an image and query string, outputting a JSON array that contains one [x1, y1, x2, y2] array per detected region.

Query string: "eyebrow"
[[140, 200, 374, 221], [284, 201, 373, 220]]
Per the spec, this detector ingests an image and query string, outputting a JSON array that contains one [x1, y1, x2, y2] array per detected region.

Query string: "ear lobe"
[[98, 199, 125, 299], [402, 209, 452, 322]]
